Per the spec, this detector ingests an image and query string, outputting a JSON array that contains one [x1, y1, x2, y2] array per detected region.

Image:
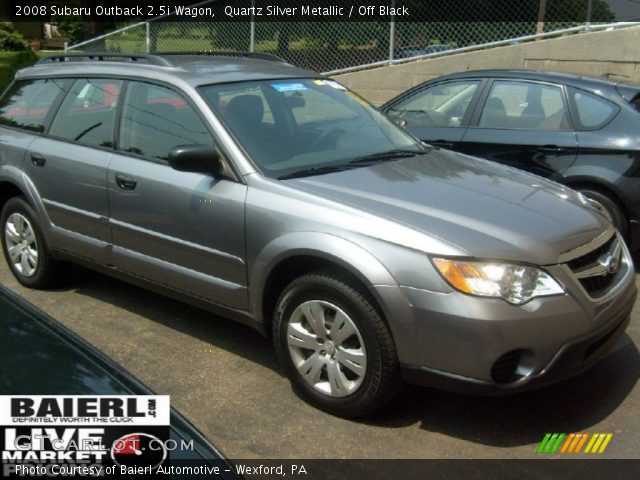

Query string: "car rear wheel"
[[578, 188, 627, 236], [1, 197, 63, 289], [273, 270, 401, 418]]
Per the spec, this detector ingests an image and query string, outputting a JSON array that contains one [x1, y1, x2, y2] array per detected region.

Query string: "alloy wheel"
[[286, 300, 367, 397], [4, 212, 39, 277]]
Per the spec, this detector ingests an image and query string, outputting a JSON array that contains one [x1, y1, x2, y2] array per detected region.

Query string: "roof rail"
[[159, 51, 287, 63], [37, 53, 173, 67]]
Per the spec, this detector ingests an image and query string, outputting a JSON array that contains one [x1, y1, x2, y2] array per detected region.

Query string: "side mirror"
[[168, 145, 220, 174]]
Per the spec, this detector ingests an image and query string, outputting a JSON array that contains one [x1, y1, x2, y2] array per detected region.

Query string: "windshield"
[[199, 78, 423, 179]]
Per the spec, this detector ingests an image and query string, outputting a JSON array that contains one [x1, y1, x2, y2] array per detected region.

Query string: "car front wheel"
[[1, 197, 63, 289], [273, 270, 400, 418]]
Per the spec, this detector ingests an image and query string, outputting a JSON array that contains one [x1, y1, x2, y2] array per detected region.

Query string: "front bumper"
[[401, 307, 632, 395], [380, 245, 637, 394]]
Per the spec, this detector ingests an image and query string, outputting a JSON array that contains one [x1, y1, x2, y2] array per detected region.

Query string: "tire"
[[578, 188, 627, 236], [273, 270, 401, 418], [1, 196, 63, 289]]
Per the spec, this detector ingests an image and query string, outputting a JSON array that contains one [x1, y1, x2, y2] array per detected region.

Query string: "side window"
[[570, 88, 618, 130], [0, 79, 69, 132], [479, 81, 569, 130], [387, 81, 480, 127], [49, 79, 123, 148], [120, 82, 214, 161]]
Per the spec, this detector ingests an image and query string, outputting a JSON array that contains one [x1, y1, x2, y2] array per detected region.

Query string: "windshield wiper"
[[277, 164, 356, 180], [349, 149, 422, 165], [277, 149, 425, 179]]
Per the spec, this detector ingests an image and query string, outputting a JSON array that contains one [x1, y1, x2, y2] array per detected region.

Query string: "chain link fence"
[[66, 0, 625, 74]]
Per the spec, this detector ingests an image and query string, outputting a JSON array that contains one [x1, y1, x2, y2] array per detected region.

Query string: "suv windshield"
[[200, 79, 423, 179]]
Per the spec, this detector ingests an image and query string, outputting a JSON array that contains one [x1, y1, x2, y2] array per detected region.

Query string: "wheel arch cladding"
[[0, 181, 25, 212], [251, 232, 402, 334]]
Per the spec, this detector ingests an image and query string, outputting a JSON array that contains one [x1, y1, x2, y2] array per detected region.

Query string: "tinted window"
[[120, 82, 213, 161], [571, 89, 618, 130], [211, 84, 275, 125], [479, 81, 569, 130], [201, 79, 421, 179], [290, 87, 357, 125], [0, 79, 69, 132], [49, 79, 123, 148], [387, 81, 480, 127]]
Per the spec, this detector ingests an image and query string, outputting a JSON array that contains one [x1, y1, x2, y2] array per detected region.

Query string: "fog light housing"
[[491, 349, 535, 384]]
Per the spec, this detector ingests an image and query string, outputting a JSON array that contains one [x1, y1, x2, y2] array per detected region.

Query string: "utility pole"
[[536, 0, 547, 36], [586, 0, 594, 28]]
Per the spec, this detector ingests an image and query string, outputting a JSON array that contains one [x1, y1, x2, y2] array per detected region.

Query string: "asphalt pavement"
[[1, 261, 639, 459]]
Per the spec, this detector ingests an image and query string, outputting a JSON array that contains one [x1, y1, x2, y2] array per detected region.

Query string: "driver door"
[[107, 81, 248, 309], [384, 79, 485, 150]]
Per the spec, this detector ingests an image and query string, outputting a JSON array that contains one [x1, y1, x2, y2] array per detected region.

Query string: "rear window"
[[49, 78, 123, 148], [570, 88, 619, 130], [631, 95, 640, 112], [0, 79, 69, 132]]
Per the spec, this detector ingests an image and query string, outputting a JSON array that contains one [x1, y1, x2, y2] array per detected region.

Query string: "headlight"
[[432, 258, 564, 305]]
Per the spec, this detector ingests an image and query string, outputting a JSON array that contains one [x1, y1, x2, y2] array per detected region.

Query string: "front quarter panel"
[[245, 176, 462, 363]]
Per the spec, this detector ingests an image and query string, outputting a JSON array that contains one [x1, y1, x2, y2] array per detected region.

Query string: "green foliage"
[[0, 23, 28, 52], [550, 0, 615, 22], [58, 18, 86, 45], [0, 51, 39, 93]]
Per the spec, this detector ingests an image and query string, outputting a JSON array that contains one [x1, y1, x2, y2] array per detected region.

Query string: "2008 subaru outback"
[[0, 53, 636, 417]]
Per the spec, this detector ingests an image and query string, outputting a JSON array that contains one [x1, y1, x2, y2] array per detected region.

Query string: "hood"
[[285, 149, 609, 265]]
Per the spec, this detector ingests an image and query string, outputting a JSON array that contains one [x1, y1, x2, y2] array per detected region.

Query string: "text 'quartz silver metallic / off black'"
[[0, 53, 636, 417]]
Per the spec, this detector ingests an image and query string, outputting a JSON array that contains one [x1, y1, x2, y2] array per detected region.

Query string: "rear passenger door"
[[107, 81, 248, 309], [0, 79, 69, 190], [25, 78, 122, 264], [460, 79, 577, 181]]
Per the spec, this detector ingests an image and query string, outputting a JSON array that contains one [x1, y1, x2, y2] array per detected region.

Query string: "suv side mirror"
[[168, 145, 220, 174]]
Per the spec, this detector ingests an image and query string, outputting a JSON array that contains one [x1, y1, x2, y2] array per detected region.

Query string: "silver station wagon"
[[0, 53, 635, 417]]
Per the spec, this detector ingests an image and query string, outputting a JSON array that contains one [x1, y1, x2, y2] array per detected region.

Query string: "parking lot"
[[2, 260, 639, 459]]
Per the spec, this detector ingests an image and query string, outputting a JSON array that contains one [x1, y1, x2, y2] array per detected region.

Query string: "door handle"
[[537, 145, 566, 154], [431, 140, 454, 150], [30, 153, 46, 167], [115, 174, 137, 191]]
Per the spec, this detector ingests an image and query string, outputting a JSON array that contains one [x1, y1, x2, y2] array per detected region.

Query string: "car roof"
[[432, 69, 635, 90], [16, 53, 318, 87]]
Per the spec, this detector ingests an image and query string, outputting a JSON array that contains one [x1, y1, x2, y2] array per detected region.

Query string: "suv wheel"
[[273, 270, 400, 417], [1, 197, 62, 289]]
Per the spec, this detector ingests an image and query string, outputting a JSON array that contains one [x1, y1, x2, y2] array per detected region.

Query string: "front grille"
[[577, 275, 617, 298], [567, 236, 616, 271], [566, 233, 624, 298]]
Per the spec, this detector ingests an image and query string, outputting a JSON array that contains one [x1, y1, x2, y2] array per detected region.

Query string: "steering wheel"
[[310, 127, 344, 151]]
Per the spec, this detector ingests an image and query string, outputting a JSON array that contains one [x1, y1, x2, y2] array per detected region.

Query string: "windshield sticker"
[[325, 80, 347, 90], [271, 82, 308, 92]]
